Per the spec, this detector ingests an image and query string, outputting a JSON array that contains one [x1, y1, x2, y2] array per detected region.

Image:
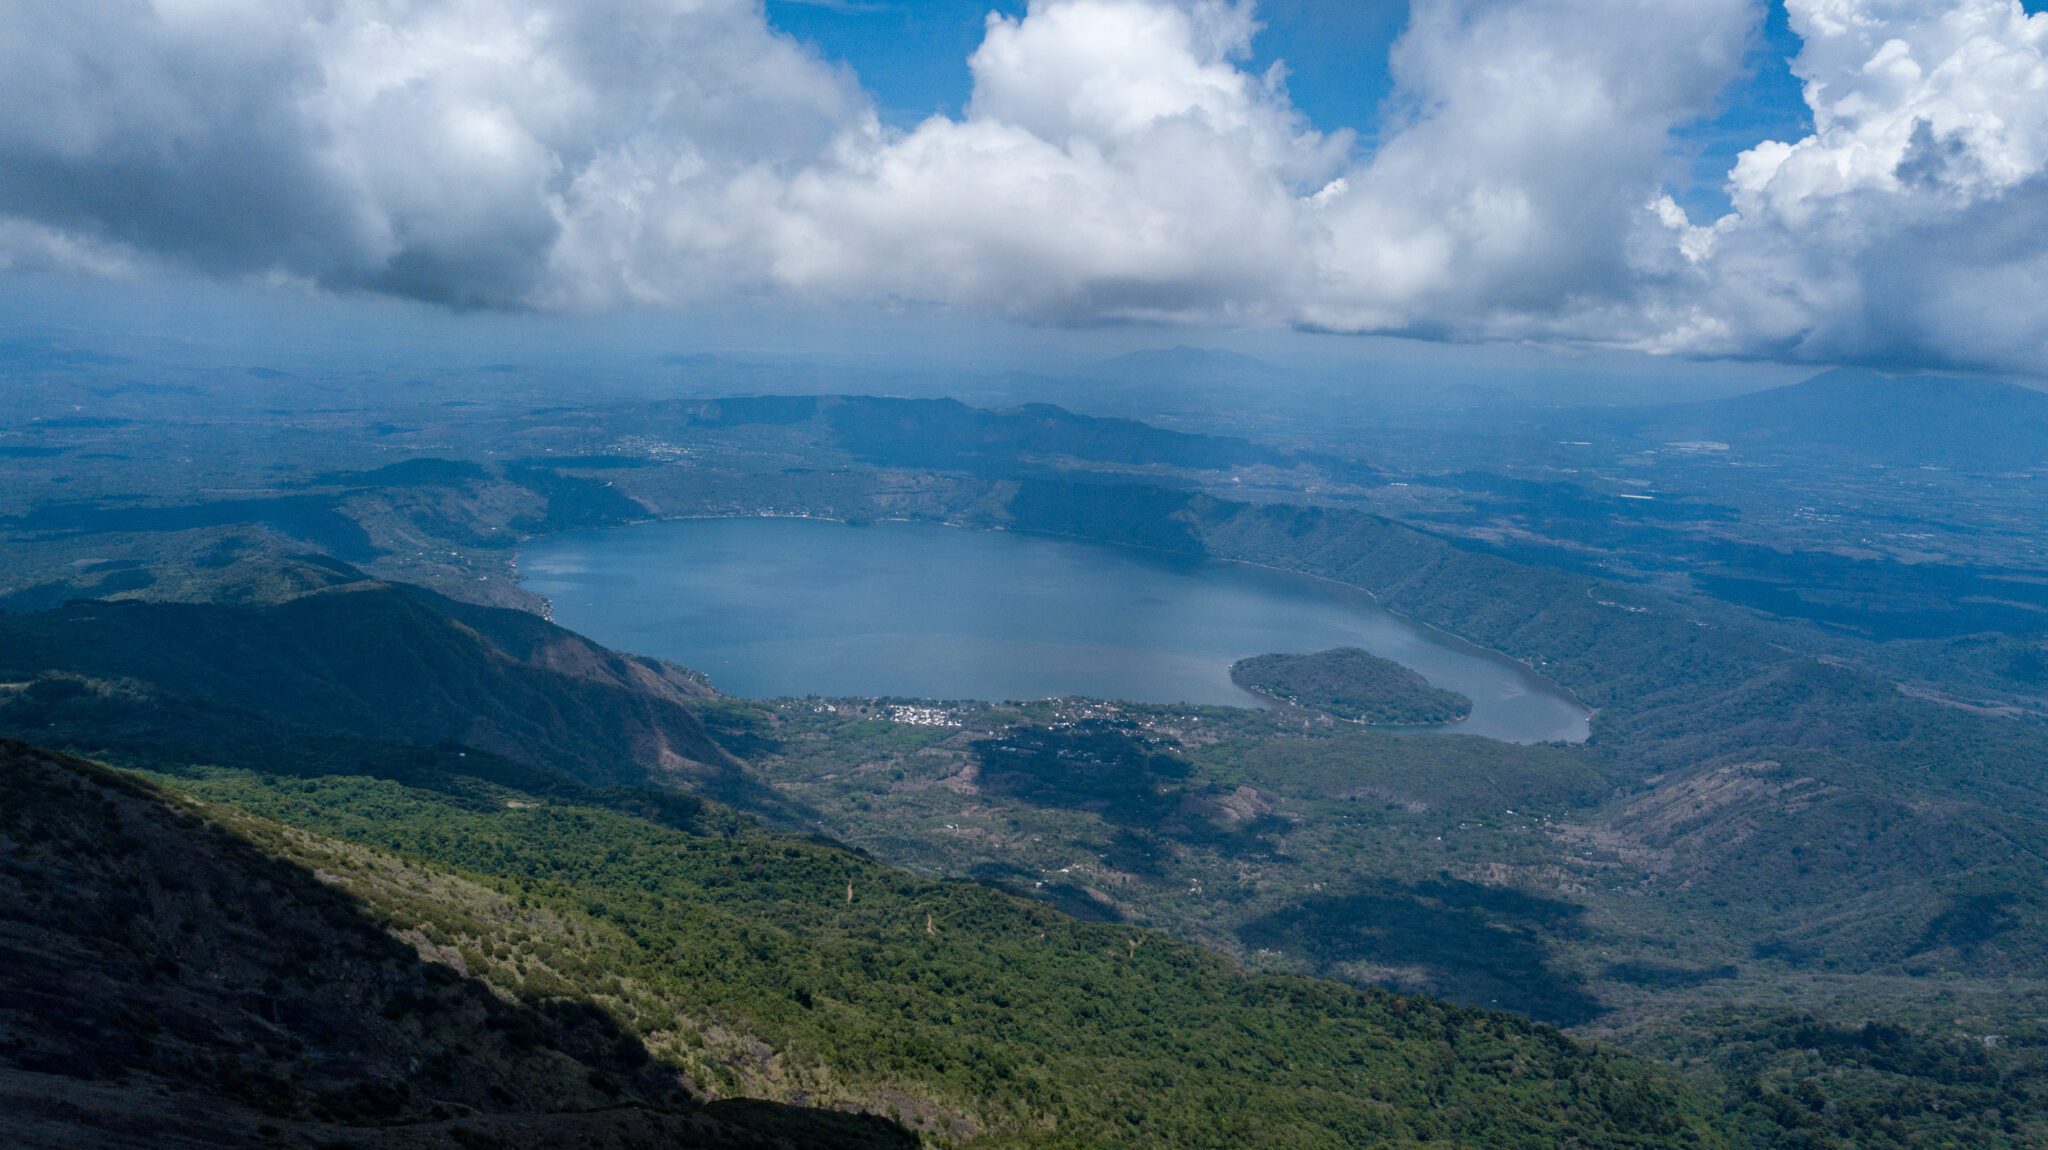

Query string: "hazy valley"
[[4, 349, 2047, 1147]]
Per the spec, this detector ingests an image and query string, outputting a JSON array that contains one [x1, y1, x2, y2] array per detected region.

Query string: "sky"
[[2, 0, 2047, 381], [765, 0, 1812, 219]]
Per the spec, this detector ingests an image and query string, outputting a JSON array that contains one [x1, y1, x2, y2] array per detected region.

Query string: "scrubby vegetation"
[[1640, 1011, 2048, 1149], [2, 740, 1737, 1149]]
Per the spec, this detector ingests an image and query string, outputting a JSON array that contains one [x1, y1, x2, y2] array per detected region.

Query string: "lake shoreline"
[[516, 514, 1592, 744]]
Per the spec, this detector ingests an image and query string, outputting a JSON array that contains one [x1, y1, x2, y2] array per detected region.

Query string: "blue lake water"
[[520, 517, 1590, 743]]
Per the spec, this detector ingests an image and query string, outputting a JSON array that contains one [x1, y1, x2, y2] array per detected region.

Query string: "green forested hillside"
[[0, 741, 1736, 1149], [1232, 648, 1473, 725]]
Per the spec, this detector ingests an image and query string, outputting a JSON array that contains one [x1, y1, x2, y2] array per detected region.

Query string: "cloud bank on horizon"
[[2, 0, 2044, 373]]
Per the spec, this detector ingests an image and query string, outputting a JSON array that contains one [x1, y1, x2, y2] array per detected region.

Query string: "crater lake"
[[520, 517, 1591, 743]]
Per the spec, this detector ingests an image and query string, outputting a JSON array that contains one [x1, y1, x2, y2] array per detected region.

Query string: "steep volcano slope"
[[0, 741, 913, 1150]]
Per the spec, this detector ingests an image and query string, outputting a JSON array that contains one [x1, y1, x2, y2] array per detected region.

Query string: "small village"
[[884, 704, 963, 728]]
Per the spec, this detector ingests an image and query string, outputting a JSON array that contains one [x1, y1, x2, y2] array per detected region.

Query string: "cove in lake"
[[520, 517, 1590, 744]]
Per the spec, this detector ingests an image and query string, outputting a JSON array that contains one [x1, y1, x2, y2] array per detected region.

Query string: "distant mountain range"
[[685, 392, 1289, 475], [1623, 368, 2048, 469], [1089, 345, 1295, 387]]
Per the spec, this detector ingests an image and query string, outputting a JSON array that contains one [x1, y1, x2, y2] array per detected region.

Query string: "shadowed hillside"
[[0, 581, 761, 798], [0, 741, 914, 1150]]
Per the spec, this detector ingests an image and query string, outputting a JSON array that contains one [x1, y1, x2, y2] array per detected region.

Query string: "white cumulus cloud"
[[1646, 0, 2048, 369], [0, 0, 869, 307], [1301, 0, 1757, 337], [763, 0, 1349, 322]]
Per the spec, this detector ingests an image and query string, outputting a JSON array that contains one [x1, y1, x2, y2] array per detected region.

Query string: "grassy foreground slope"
[[0, 741, 1735, 1150]]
